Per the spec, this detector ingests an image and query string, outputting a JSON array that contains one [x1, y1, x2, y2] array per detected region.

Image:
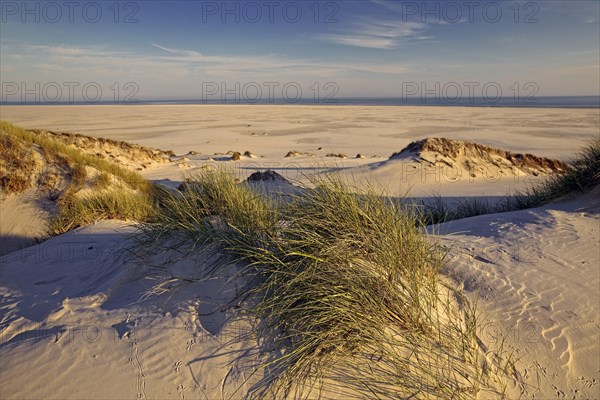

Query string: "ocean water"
[[2, 96, 599, 108]]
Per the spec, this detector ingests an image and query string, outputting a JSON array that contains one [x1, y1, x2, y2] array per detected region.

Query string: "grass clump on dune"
[[505, 137, 600, 209], [0, 121, 151, 193], [143, 168, 278, 252], [93, 172, 113, 189], [0, 130, 38, 195], [140, 168, 512, 399], [421, 138, 600, 224], [50, 189, 156, 235], [1, 121, 155, 235]]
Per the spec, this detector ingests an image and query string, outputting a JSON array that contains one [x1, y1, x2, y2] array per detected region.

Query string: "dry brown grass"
[[1, 121, 156, 235], [94, 172, 112, 189], [0, 132, 38, 195]]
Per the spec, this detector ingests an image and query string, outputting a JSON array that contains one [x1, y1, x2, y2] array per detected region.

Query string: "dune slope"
[[0, 221, 261, 399], [435, 188, 600, 399]]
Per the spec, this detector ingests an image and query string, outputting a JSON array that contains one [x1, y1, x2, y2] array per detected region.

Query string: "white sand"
[[0, 189, 51, 256], [3, 104, 597, 197], [1, 105, 598, 398], [2, 105, 598, 159], [435, 188, 600, 398]]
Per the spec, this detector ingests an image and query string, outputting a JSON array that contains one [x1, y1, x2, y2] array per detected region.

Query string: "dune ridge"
[[391, 137, 570, 176], [29, 129, 179, 171]]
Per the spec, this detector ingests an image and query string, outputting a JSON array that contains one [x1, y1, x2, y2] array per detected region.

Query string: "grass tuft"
[[421, 138, 600, 224], [50, 189, 155, 235], [139, 167, 512, 399], [504, 137, 600, 209], [94, 171, 113, 189], [0, 129, 38, 195], [1, 121, 155, 234]]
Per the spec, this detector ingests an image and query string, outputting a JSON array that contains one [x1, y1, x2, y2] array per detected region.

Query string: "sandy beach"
[[3, 0, 599, 395], [2, 105, 598, 198], [2, 105, 597, 159], [1, 104, 599, 399]]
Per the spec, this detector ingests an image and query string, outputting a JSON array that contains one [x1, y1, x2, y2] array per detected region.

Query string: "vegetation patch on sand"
[[392, 137, 570, 177], [505, 137, 600, 208], [139, 168, 516, 399], [419, 138, 599, 224], [0, 128, 42, 194], [1, 121, 155, 235], [29, 128, 175, 170]]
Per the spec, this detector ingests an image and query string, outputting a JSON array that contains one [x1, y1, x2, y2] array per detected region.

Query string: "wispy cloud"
[[32, 63, 63, 71], [148, 42, 410, 74], [150, 43, 203, 57], [4, 42, 411, 81], [320, 19, 428, 49]]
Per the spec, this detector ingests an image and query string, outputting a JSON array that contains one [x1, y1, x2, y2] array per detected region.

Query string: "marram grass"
[[0, 121, 151, 193], [420, 137, 600, 224], [504, 137, 600, 210], [139, 167, 515, 399], [50, 189, 155, 235], [1, 121, 155, 234]]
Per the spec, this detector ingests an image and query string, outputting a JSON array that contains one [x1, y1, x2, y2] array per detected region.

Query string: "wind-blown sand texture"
[[0, 105, 598, 399]]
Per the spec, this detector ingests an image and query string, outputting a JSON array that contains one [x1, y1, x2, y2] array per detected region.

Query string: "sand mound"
[[0, 124, 155, 255], [30, 130, 177, 171], [285, 150, 315, 158], [244, 170, 302, 200], [391, 137, 569, 177], [247, 170, 290, 184]]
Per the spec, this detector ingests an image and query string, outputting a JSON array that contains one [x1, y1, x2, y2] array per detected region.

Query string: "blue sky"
[[1, 0, 598, 101]]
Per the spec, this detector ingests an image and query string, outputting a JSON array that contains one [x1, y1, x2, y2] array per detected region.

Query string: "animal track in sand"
[[550, 384, 566, 398], [177, 383, 186, 399], [130, 341, 147, 399]]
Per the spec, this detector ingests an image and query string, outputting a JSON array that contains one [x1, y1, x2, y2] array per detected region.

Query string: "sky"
[[1, 0, 599, 102]]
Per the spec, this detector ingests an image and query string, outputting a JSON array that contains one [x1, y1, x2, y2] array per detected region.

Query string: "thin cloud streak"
[[7, 42, 410, 77], [319, 19, 428, 49]]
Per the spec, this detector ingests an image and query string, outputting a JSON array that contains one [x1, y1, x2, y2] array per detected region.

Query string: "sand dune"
[[436, 187, 600, 398], [29, 129, 179, 171], [1, 112, 598, 399], [390, 137, 569, 176], [1, 185, 597, 399]]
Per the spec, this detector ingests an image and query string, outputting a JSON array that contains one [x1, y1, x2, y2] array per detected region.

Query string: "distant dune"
[[389, 137, 570, 178]]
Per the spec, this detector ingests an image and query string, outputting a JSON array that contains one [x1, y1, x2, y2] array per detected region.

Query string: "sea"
[[2, 96, 599, 108]]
